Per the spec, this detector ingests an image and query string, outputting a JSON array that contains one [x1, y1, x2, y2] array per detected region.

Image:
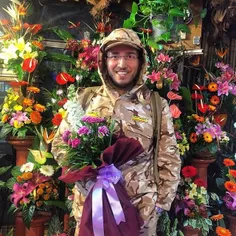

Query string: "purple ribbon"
[[92, 164, 126, 236]]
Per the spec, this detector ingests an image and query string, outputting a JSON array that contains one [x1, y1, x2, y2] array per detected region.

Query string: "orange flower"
[[203, 132, 213, 143], [30, 111, 42, 124], [208, 105, 216, 111], [36, 201, 43, 207], [193, 114, 204, 122], [22, 172, 33, 180], [34, 104, 46, 112], [16, 176, 23, 182], [17, 4, 28, 16], [32, 41, 44, 50], [23, 98, 34, 106], [43, 194, 50, 201], [169, 104, 181, 118], [190, 55, 200, 66], [27, 87, 40, 93], [0, 33, 11, 40], [0, 19, 10, 25], [210, 214, 224, 221], [36, 188, 44, 195], [208, 82, 218, 92], [216, 226, 231, 236], [210, 95, 220, 105], [43, 129, 55, 144], [224, 181, 236, 192], [8, 81, 29, 87], [12, 24, 22, 32], [229, 169, 236, 178], [223, 158, 235, 167], [190, 132, 198, 143], [1, 114, 9, 123], [46, 187, 52, 194], [39, 183, 45, 189], [216, 48, 229, 58]]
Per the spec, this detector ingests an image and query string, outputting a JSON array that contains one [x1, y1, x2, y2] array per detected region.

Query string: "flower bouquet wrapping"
[[58, 116, 144, 236]]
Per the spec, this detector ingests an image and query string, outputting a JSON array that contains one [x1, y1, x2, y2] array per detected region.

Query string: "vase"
[[226, 214, 236, 236], [191, 158, 215, 188], [7, 136, 34, 166], [14, 211, 52, 236], [182, 225, 200, 236]]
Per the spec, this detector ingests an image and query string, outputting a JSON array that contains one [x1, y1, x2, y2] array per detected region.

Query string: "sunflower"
[[208, 82, 218, 92], [216, 226, 231, 236], [203, 132, 213, 143]]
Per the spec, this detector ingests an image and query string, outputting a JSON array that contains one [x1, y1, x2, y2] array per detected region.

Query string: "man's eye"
[[127, 55, 135, 59], [111, 55, 118, 59]]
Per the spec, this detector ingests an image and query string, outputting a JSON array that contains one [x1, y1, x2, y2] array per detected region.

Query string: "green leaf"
[[22, 205, 35, 228], [168, 8, 185, 17], [7, 204, 17, 215], [216, 177, 225, 189], [176, 24, 190, 33], [52, 27, 74, 41], [0, 180, 5, 188], [131, 2, 138, 14], [11, 166, 21, 178], [158, 32, 171, 42], [6, 177, 16, 190], [46, 52, 76, 65], [123, 19, 135, 29], [200, 8, 207, 18], [179, 86, 194, 114], [44, 200, 67, 211], [0, 125, 13, 139], [0, 165, 12, 175]]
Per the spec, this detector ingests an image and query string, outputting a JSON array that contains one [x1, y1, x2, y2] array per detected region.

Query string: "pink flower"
[[78, 126, 91, 136], [217, 81, 232, 96], [98, 126, 109, 137], [81, 116, 105, 123], [70, 138, 81, 148], [156, 53, 172, 63], [147, 71, 162, 84], [11, 182, 35, 207], [167, 91, 182, 100], [169, 104, 182, 118]]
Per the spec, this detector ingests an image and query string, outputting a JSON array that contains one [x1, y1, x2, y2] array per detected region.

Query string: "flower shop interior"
[[0, 0, 236, 235]]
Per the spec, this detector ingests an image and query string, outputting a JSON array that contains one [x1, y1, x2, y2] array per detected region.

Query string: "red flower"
[[197, 103, 208, 113], [52, 113, 63, 126], [23, 23, 42, 35], [58, 98, 68, 107], [191, 93, 203, 99], [56, 73, 75, 85], [181, 166, 197, 178], [194, 178, 207, 188], [22, 58, 38, 73], [192, 84, 206, 90]]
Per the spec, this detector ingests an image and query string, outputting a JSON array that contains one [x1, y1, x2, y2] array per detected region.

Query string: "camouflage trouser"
[[139, 210, 159, 236]]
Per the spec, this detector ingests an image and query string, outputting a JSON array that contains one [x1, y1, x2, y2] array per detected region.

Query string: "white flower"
[[56, 89, 63, 95], [20, 162, 34, 172], [64, 100, 84, 132], [39, 165, 54, 177], [0, 43, 18, 63], [234, 122, 236, 128]]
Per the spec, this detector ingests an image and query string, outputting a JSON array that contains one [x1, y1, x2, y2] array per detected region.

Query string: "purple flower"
[[10, 111, 30, 125], [70, 138, 81, 148], [78, 126, 91, 136], [98, 126, 109, 137], [81, 116, 105, 123], [62, 130, 71, 143], [230, 84, 236, 95], [223, 191, 236, 211]]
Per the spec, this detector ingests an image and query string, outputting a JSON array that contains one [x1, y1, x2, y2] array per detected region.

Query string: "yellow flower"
[[25, 107, 33, 112], [15, 37, 27, 52], [13, 104, 23, 111], [3, 103, 9, 110], [203, 132, 213, 143], [59, 108, 66, 118], [13, 120, 24, 128], [22, 50, 38, 59]]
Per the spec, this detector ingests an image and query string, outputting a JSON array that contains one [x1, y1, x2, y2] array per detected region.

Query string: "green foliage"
[[47, 215, 63, 236]]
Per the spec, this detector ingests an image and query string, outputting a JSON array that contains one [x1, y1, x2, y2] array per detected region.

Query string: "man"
[[52, 28, 181, 236]]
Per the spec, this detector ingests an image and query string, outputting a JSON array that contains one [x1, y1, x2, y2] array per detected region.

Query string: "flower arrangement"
[[0, 83, 46, 138], [221, 157, 236, 216], [0, 0, 46, 81], [60, 115, 115, 170], [6, 151, 66, 228], [172, 165, 212, 236]]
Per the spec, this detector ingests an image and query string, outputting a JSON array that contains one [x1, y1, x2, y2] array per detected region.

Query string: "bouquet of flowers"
[[172, 165, 212, 236], [222, 157, 236, 216], [6, 151, 66, 228], [186, 114, 229, 158], [58, 115, 144, 236], [0, 83, 46, 138], [0, 0, 46, 81]]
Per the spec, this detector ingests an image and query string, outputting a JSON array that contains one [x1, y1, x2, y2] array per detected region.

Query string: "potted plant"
[[123, 0, 206, 48], [5, 148, 66, 236], [172, 165, 213, 236]]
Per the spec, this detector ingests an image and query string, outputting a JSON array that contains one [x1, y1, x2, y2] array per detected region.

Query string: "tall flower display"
[[0, 0, 47, 138]]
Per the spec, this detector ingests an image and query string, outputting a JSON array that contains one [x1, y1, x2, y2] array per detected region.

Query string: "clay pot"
[[182, 225, 200, 236]]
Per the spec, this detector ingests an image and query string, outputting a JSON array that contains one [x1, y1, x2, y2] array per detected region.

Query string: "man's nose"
[[117, 57, 127, 67]]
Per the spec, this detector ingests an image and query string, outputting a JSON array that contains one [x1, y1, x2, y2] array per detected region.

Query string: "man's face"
[[106, 45, 140, 91]]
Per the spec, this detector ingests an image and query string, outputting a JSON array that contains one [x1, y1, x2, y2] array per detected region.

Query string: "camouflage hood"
[[98, 28, 147, 94]]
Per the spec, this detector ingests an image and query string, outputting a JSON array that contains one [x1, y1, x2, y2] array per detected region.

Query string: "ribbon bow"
[[92, 164, 126, 236]]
